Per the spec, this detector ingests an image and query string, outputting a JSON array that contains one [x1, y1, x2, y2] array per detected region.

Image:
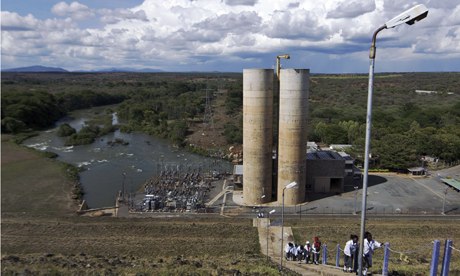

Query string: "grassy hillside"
[[291, 217, 460, 275]]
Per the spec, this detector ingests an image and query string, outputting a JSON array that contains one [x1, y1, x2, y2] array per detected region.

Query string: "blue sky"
[[2, 0, 459, 73]]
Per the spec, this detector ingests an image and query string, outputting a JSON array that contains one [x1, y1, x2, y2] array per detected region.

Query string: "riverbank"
[[1, 135, 78, 217]]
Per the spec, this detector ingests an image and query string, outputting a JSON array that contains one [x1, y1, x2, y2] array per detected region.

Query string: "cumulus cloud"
[[264, 9, 330, 40], [1, 0, 460, 72], [327, 0, 376, 19], [51, 1, 94, 20], [194, 11, 262, 33], [224, 0, 258, 6], [1, 11, 38, 31], [99, 9, 149, 24]]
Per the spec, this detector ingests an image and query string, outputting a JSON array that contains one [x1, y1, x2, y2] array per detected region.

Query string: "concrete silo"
[[243, 69, 274, 205], [277, 69, 309, 205]]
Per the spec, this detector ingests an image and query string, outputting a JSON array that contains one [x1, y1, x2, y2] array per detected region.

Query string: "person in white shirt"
[[285, 242, 294, 260], [290, 243, 298, 261], [362, 232, 381, 275], [343, 234, 358, 272], [304, 241, 312, 264]]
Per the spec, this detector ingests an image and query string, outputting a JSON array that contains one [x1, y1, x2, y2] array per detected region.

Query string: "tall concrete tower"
[[243, 69, 274, 205], [277, 69, 309, 205]]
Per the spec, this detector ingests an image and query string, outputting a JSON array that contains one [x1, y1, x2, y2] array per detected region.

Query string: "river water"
[[23, 106, 232, 208]]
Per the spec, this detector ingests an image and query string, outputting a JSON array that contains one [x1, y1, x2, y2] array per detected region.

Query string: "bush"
[[56, 124, 76, 137], [223, 123, 242, 144]]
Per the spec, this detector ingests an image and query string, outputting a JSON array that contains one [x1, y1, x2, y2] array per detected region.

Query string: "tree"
[[373, 133, 418, 169], [1, 117, 27, 133], [169, 120, 188, 146], [57, 123, 76, 137]]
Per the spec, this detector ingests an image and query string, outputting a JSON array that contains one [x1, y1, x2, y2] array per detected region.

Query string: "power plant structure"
[[241, 67, 358, 206], [242, 69, 274, 205], [277, 69, 309, 205], [242, 68, 309, 206]]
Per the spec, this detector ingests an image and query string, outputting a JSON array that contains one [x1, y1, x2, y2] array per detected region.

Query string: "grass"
[[1, 136, 76, 217], [289, 217, 460, 275]]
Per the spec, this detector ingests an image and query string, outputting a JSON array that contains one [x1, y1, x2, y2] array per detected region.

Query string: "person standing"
[[343, 234, 358, 272], [312, 236, 321, 265], [304, 241, 312, 264], [362, 232, 381, 275]]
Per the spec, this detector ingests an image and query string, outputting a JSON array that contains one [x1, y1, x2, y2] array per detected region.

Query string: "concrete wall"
[[243, 69, 274, 205], [277, 69, 309, 205]]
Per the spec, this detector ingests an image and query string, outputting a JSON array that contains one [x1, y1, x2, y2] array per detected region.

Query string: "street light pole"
[[276, 54, 290, 79], [357, 5, 428, 276], [353, 186, 359, 215], [267, 209, 276, 262], [122, 172, 126, 202], [442, 187, 448, 215], [280, 181, 297, 272]]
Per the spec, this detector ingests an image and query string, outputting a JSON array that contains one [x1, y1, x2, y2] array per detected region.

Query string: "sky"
[[1, 0, 460, 73]]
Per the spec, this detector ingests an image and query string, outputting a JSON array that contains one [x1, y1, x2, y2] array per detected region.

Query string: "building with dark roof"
[[306, 150, 360, 196]]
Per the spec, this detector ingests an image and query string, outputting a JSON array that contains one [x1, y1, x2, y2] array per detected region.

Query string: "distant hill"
[[2, 65, 68, 73], [2, 65, 165, 73], [76, 67, 164, 73]]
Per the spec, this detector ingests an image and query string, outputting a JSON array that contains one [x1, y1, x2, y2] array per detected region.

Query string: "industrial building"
[[241, 68, 360, 206]]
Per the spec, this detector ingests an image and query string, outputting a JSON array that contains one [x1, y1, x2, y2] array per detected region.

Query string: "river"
[[23, 106, 232, 208]]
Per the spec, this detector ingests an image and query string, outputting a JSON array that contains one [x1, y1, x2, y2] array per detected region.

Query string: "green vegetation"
[[2, 72, 459, 170], [308, 73, 460, 169], [1, 90, 63, 133], [1, 73, 126, 135], [223, 78, 243, 144], [65, 123, 114, 146], [115, 80, 206, 146], [56, 123, 76, 137]]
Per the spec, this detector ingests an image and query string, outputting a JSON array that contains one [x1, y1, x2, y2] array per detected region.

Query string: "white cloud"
[[1, 0, 460, 72], [1, 11, 39, 31], [51, 1, 94, 20], [264, 9, 331, 40], [327, 0, 376, 18], [194, 11, 262, 33], [224, 0, 258, 6], [99, 8, 149, 24]]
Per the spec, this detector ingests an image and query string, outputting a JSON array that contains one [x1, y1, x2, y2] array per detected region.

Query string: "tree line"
[[1, 89, 125, 134], [1, 72, 459, 170]]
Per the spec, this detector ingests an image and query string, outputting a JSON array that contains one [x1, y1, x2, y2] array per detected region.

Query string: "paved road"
[[221, 167, 460, 217]]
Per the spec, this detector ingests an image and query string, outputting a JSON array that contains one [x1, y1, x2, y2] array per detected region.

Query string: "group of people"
[[285, 236, 322, 265], [285, 232, 381, 275], [342, 232, 382, 275]]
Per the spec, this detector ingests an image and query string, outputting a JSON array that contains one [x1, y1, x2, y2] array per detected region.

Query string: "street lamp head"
[[385, 4, 428, 29], [285, 181, 298, 189], [269, 209, 276, 214], [277, 54, 290, 60]]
